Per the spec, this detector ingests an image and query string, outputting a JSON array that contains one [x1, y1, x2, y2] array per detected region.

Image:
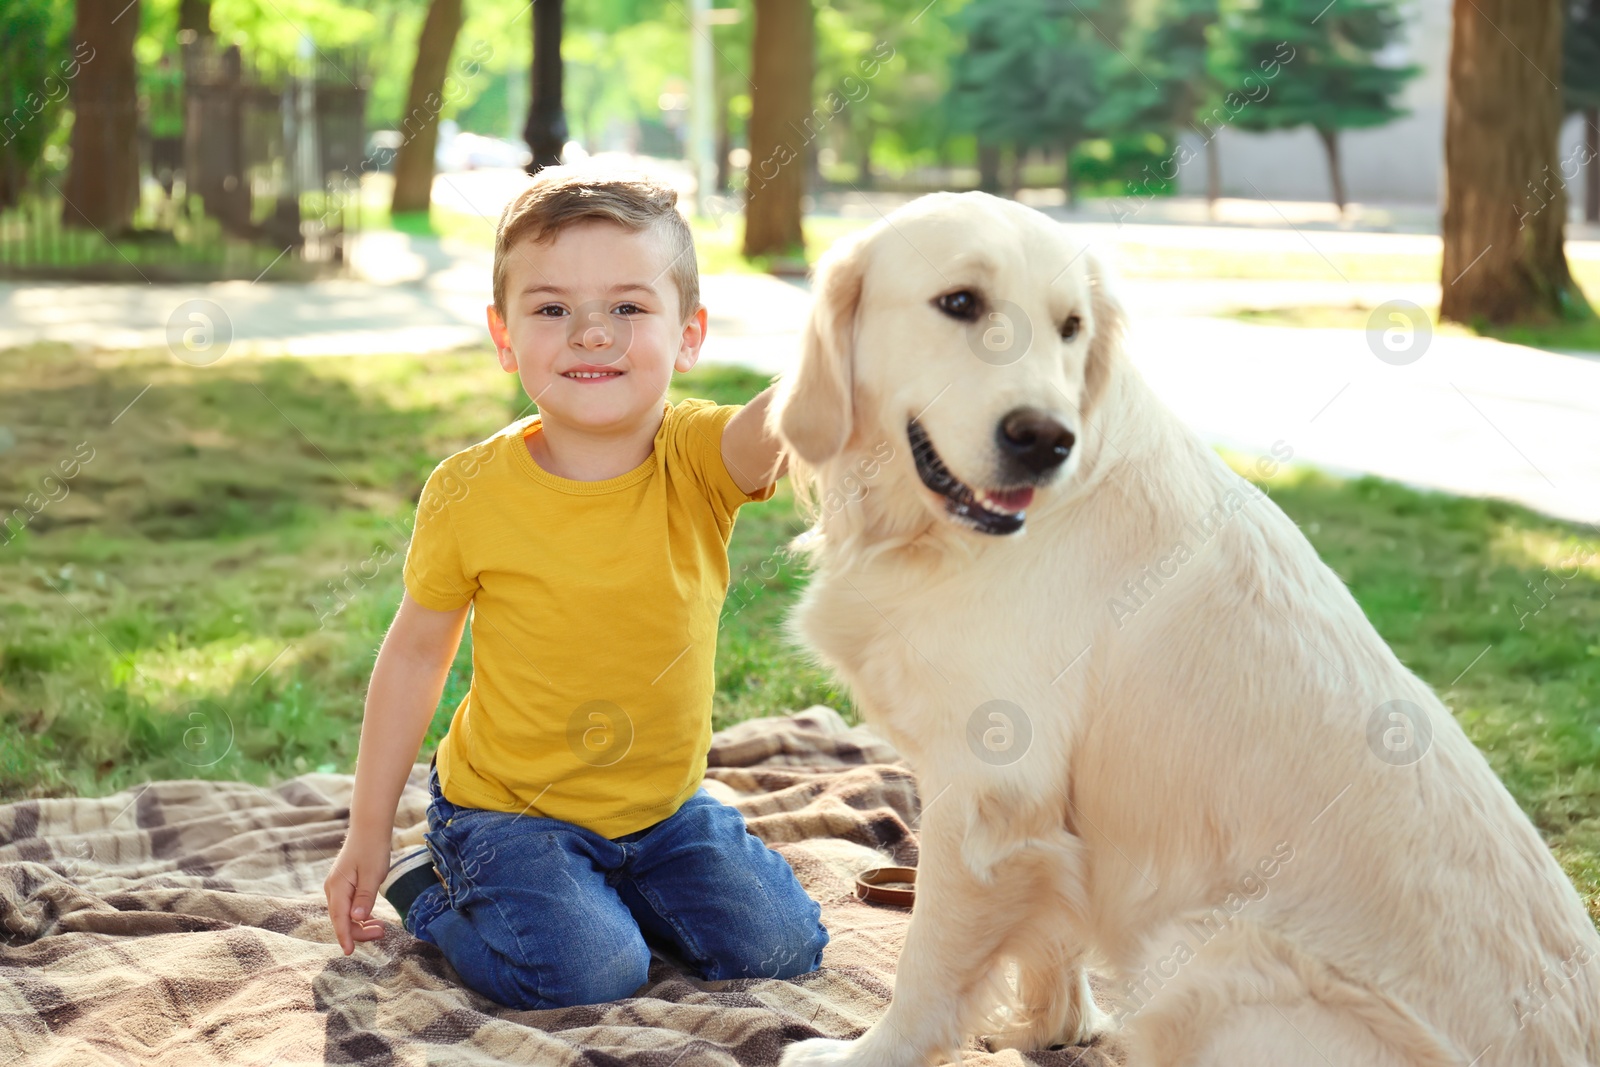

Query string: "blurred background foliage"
[[1, 0, 1422, 201]]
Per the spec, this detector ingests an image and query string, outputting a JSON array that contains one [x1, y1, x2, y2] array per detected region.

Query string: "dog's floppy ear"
[[1082, 249, 1126, 417], [770, 232, 867, 464]]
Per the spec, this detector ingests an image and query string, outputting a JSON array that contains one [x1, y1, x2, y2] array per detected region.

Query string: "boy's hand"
[[324, 829, 395, 954]]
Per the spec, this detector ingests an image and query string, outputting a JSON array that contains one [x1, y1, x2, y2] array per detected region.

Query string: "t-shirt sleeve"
[[672, 399, 779, 524], [402, 462, 479, 611]]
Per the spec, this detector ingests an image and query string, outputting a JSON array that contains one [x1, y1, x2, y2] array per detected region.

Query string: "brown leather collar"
[[855, 866, 916, 908]]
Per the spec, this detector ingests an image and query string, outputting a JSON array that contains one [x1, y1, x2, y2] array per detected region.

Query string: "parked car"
[[437, 131, 533, 172], [363, 130, 403, 174]]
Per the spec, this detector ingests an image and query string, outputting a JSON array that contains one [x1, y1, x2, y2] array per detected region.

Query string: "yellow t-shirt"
[[401, 396, 777, 839]]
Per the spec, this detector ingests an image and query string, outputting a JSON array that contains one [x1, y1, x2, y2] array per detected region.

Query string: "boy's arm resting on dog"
[[721, 383, 789, 496], [324, 591, 469, 954]]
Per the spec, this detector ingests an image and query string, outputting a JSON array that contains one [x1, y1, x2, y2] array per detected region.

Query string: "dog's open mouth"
[[907, 418, 1032, 536]]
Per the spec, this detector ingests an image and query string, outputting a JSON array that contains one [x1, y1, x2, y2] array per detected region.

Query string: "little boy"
[[322, 165, 829, 1010]]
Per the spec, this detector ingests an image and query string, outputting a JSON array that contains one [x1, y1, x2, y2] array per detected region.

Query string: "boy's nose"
[[569, 301, 632, 355], [572, 311, 611, 347]]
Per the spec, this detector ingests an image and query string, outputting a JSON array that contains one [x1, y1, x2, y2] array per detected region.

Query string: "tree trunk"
[[1316, 126, 1346, 215], [524, 0, 566, 172], [1061, 142, 1075, 205], [178, 0, 211, 37], [742, 0, 812, 258], [391, 0, 465, 215], [1205, 137, 1221, 218], [1587, 108, 1599, 224], [62, 0, 141, 234], [978, 140, 1001, 193], [1441, 0, 1586, 324]]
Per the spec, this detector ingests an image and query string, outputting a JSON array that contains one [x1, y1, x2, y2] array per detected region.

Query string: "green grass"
[[0, 344, 847, 803], [3, 342, 1594, 925]]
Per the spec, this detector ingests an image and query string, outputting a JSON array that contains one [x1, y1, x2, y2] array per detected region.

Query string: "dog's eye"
[[934, 290, 980, 322], [1061, 315, 1082, 341]]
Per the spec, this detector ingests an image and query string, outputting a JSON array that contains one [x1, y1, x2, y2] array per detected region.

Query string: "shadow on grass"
[[0, 346, 826, 802]]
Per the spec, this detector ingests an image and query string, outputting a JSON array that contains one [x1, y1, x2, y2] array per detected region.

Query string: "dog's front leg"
[[780, 789, 1040, 1067]]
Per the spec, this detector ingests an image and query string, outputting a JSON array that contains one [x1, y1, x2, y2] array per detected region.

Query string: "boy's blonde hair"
[[492, 165, 699, 324]]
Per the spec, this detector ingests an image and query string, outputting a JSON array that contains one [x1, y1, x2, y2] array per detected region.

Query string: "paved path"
[[1128, 317, 1598, 527], [0, 232, 811, 367], [1, 227, 1595, 527]]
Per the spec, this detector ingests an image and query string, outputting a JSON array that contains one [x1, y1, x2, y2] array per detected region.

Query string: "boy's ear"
[[487, 303, 515, 372], [675, 304, 707, 373]]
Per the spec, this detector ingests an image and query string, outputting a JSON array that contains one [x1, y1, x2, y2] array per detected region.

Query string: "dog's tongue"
[[982, 486, 1034, 512]]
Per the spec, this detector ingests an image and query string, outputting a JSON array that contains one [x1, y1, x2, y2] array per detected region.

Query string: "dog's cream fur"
[[767, 192, 1600, 1067]]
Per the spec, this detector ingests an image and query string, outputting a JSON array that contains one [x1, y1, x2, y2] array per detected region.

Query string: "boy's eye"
[[533, 304, 566, 318], [613, 303, 644, 316]]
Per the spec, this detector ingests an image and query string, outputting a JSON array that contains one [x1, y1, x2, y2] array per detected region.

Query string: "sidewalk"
[[0, 228, 1594, 527], [0, 231, 810, 367], [1128, 317, 1599, 527]]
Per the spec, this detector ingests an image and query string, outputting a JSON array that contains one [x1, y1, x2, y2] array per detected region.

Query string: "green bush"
[[1070, 132, 1175, 199]]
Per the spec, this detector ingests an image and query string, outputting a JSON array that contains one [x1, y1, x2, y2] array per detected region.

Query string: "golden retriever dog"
[[766, 191, 1600, 1067]]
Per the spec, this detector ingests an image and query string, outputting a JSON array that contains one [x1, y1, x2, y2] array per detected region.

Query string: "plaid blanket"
[[1, 706, 1126, 1065]]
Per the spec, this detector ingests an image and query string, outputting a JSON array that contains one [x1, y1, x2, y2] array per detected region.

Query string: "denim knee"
[[530, 932, 653, 1009], [440, 911, 653, 1011], [700, 895, 830, 981]]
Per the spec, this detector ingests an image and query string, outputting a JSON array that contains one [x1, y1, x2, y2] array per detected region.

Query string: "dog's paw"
[[978, 1029, 1027, 1054], [980, 1028, 1090, 1054], [979, 986, 1113, 1053], [778, 1037, 863, 1067]]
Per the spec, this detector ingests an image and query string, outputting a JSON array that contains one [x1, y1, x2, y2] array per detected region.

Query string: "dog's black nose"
[[997, 408, 1075, 475]]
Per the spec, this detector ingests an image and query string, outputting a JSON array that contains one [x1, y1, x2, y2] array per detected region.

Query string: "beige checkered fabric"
[[0, 706, 1126, 1065]]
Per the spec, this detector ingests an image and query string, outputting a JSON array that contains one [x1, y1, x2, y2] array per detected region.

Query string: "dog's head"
[[769, 191, 1126, 540]]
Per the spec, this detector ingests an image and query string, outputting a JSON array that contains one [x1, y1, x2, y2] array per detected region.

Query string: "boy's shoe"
[[380, 847, 444, 930]]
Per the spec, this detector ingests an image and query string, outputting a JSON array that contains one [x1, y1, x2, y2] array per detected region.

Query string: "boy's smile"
[[486, 219, 707, 481]]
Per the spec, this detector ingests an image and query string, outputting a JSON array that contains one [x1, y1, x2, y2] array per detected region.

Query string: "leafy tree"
[[0, 0, 73, 211], [811, 0, 959, 188], [1207, 0, 1418, 213], [943, 0, 1121, 201], [1093, 0, 1222, 203], [193, 0, 376, 68]]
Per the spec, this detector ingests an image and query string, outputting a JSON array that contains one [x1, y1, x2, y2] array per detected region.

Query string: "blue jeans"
[[407, 757, 830, 1010]]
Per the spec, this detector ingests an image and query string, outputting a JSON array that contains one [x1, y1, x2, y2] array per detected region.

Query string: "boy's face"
[[486, 219, 707, 433]]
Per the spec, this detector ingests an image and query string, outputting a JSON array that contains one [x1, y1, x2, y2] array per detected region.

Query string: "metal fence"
[[0, 41, 368, 282]]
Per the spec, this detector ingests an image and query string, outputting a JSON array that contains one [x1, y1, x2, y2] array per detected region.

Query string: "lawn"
[[0, 346, 848, 802], [1, 342, 1595, 926]]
